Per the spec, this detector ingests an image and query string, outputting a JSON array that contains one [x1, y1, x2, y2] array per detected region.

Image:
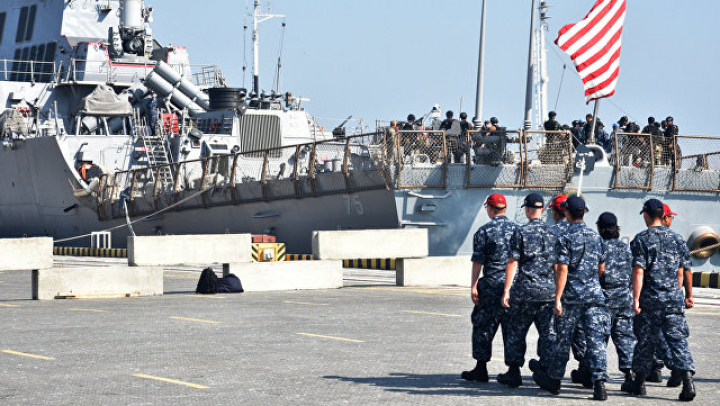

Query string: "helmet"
[[490, 117, 498, 125], [648, 116, 655, 124], [407, 114, 416, 121], [666, 116, 674, 122], [459, 112, 468, 119], [446, 110, 454, 118], [549, 111, 557, 118], [390, 120, 398, 126], [571, 120, 578, 126]]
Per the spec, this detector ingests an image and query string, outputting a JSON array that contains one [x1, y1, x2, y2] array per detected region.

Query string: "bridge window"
[[14, 5, 37, 43], [10, 48, 20, 81], [0, 12, 6, 44]]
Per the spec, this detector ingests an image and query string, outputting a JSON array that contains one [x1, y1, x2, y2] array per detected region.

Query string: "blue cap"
[[612, 123, 619, 128], [640, 198, 664, 216], [561, 196, 588, 216], [579, 120, 585, 124], [596, 212, 618, 228], [521, 193, 544, 208]]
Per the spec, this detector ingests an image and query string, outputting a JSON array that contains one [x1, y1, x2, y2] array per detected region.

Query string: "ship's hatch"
[[238, 114, 281, 157]]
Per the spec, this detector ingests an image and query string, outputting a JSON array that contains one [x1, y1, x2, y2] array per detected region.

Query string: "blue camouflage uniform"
[[552, 219, 588, 370], [600, 239, 636, 371], [471, 215, 519, 362], [630, 226, 694, 379], [503, 218, 558, 368], [548, 221, 610, 382]]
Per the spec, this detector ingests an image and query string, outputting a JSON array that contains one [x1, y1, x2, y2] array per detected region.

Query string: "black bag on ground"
[[217, 273, 244, 293], [196, 267, 218, 294]]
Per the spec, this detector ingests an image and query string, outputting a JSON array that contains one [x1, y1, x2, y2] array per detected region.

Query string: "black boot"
[[461, 361, 489, 382], [497, 365, 522, 388], [630, 375, 647, 396], [571, 367, 593, 389], [529, 359, 547, 373], [678, 371, 696, 401], [593, 380, 607, 401], [646, 366, 663, 383], [620, 368, 635, 392], [667, 368, 682, 388], [533, 370, 561, 395]]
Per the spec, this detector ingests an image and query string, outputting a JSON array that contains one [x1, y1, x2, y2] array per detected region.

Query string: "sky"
[[149, 0, 720, 135]]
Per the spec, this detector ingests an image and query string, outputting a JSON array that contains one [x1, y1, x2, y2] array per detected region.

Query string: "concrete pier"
[[312, 229, 428, 260], [396, 256, 471, 287]]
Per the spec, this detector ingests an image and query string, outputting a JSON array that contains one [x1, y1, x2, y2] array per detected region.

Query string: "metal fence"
[[396, 130, 447, 188], [613, 132, 654, 190], [673, 135, 720, 192], [467, 130, 524, 188], [523, 130, 573, 189]]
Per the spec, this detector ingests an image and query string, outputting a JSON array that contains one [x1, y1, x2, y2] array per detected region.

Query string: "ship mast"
[[522, 0, 537, 130], [251, 1, 284, 95], [473, 0, 487, 127], [534, 2, 550, 129]]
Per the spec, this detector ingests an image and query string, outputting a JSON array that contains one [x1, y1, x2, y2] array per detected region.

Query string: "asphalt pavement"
[[0, 261, 718, 405]]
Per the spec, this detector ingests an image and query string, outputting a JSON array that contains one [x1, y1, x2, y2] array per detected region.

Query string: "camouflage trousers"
[[572, 322, 587, 369], [605, 306, 636, 370], [471, 293, 507, 362], [547, 304, 610, 382], [632, 306, 694, 378], [502, 300, 556, 368], [654, 334, 672, 369]]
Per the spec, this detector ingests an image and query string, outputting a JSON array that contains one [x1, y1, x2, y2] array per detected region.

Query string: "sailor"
[[402, 114, 417, 131], [627, 199, 696, 401], [596, 121, 613, 154], [648, 204, 696, 389], [543, 111, 561, 132], [583, 114, 595, 142], [147, 91, 158, 136], [543, 112, 566, 162], [440, 111, 463, 163], [498, 193, 557, 388], [533, 196, 610, 401], [459, 112, 472, 160], [571, 120, 586, 148], [462, 193, 519, 383], [549, 194, 590, 388], [595, 212, 637, 392]]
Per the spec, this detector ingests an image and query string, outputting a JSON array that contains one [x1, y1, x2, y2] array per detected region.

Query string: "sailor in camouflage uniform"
[[497, 193, 557, 388], [595, 212, 637, 392], [533, 196, 610, 401], [462, 193, 520, 382], [549, 194, 590, 387], [628, 199, 696, 401]]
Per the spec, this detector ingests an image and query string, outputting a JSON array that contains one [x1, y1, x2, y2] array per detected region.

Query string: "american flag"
[[555, 0, 627, 103]]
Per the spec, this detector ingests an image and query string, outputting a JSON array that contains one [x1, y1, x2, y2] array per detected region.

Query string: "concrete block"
[[128, 234, 252, 266], [229, 260, 343, 292], [396, 256, 472, 287], [312, 229, 428, 260], [32, 267, 163, 300], [0, 237, 53, 271]]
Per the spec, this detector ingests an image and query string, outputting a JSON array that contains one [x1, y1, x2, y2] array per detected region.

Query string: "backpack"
[[196, 267, 218, 294], [217, 273, 244, 293]]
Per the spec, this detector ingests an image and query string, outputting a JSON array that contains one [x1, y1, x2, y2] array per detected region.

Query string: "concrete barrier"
[[312, 229, 428, 260], [0, 237, 53, 271], [32, 267, 163, 300], [396, 256, 471, 287], [233, 260, 343, 292], [128, 234, 252, 271]]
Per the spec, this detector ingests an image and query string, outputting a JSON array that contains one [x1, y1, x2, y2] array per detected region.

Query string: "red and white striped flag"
[[555, 0, 627, 103]]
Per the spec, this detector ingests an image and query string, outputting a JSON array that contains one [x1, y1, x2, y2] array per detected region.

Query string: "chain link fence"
[[467, 130, 523, 188], [673, 135, 720, 192], [614, 132, 654, 189], [523, 130, 572, 189], [396, 130, 447, 188]]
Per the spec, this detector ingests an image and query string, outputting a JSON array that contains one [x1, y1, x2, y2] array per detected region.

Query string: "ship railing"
[[309, 117, 368, 139], [0, 59, 56, 83], [673, 134, 720, 192], [523, 130, 574, 189], [96, 132, 391, 218]]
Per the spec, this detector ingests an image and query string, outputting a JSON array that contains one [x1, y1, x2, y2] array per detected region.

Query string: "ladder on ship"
[[132, 111, 173, 185]]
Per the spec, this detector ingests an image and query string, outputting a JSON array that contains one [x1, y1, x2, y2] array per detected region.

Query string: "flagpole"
[[588, 99, 600, 144], [523, 0, 537, 130], [473, 0, 487, 128]]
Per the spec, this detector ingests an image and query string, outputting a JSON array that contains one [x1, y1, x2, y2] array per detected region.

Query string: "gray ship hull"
[[0, 136, 399, 253]]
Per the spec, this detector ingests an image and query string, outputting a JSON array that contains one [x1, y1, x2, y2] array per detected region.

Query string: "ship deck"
[[0, 257, 719, 405]]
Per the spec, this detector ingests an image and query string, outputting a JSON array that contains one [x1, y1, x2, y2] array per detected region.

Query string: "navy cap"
[[596, 212, 618, 228], [640, 198, 664, 216], [561, 196, 588, 216], [521, 193, 544, 208]]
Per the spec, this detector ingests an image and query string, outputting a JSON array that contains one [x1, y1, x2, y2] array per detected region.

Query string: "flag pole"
[[588, 99, 600, 144]]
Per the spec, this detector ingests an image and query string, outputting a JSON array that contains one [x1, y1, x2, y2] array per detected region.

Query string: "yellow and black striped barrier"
[[286, 254, 314, 261], [251, 243, 286, 262], [343, 258, 396, 270], [692, 271, 720, 289], [53, 247, 127, 258]]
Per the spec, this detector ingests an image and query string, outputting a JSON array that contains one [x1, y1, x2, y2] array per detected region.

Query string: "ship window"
[[25, 5, 36, 42], [42, 41, 56, 81], [19, 46, 29, 82], [10, 48, 20, 81], [28, 45, 37, 80], [0, 12, 7, 44], [15, 7, 28, 43], [35, 43, 45, 81]]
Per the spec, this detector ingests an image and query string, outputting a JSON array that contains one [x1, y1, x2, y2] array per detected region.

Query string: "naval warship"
[[1, 1, 719, 273]]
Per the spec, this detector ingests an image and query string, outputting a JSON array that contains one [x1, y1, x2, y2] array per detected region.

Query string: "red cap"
[[485, 193, 507, 209], [548, 194, 568, 210], [663, 204, 678, 217]]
